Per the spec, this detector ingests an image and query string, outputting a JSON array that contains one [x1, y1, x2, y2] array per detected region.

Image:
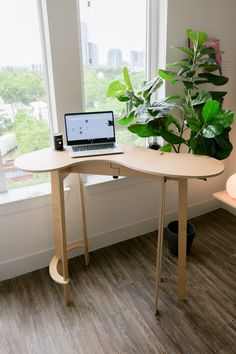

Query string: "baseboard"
[[0, 197, 219, 281], [0, 248, 54, 282]]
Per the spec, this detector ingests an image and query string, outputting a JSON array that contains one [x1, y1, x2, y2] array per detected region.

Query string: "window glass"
[[79, 0, 147, 146], [0, 0, 51, 190]]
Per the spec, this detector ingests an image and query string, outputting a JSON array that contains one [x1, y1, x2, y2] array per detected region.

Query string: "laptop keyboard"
[[72, 143, 115, 152]]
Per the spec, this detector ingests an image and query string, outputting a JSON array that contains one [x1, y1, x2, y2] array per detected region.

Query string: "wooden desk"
[[15, 145, 224, 313]]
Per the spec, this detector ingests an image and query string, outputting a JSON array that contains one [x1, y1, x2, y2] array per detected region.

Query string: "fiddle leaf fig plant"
[[106, 28, 234, 159]]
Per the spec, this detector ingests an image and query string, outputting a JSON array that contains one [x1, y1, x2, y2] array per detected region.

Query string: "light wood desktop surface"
[[15, 145, 224, 313]]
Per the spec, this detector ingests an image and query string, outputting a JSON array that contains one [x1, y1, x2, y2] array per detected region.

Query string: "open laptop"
[[64, 111, 123, 158]]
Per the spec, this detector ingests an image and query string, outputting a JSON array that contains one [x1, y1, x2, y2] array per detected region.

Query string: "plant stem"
[[177, 110, 185, 153], [172, 144, 178, 153]]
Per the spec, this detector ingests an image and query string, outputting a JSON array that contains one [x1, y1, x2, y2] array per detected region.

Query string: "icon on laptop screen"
[[64, 111, 123, 158]]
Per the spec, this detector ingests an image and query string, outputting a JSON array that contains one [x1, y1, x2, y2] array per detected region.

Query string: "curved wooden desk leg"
[[178, 178, 188, 300], [51, 170, 70, 305], [155, 177, 166, 315], [78, 174, 89, 266]]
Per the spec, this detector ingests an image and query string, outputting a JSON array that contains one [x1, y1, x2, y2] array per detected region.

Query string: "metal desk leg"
[[155, 177, 166, 315], [178, 178, 188, 300], [51, 170, 70, 305]]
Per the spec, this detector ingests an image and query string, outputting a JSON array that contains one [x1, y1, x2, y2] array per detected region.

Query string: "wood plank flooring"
[[0, 208, 236, 354]]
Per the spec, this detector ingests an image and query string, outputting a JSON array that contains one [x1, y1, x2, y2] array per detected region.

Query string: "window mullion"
[[146, 0, 167, 147], [38, 0, 84, 138]]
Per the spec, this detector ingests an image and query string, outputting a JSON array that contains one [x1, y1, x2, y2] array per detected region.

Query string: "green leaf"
[[126, 100, 134, 118], [159, 130, 185, 144], [199, 46, 216, 57], [186, 118, 202, 132], [133, 97, 144, 107], [208, 91, 227, 101], [142, 76, 161, 92], [190, 128, 233, 160], [123, 67, 133, 91], [128, 123, 154, 138], [106, 80, 127, 97], [163, 114, 181, 132], [194, 79, 209, 85], [117, 94, 131, 102], [183, 81, 194, 89], [187, 29, 208, 49], [198, 73, 228, 86], [214, 129, 233, 159], [141, 77, 163, 100], [214, 110, 234, 128], [191, 91, 211, 106], [116, 111, 135, 126], [197, 31, 208, 47], [147, 119, 162, 134], [202, 124, 224, 138], [190, 135, 215, 157], [167, 59, 191, 69], [199, 64, 221, 72], [159, 144, 172, 152], [164, 95, 181, 101], [158, 69, 177, 80], [149, 100, 180, 116], [202, 100, 220, 122], [178, 68, 195, 78], [198, 57, 217, 65], [147, 78, 163, 98], [174, 46, 194, 58]]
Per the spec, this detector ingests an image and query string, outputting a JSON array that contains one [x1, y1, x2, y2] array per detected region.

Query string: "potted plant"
[[106, 28, 234, 255]]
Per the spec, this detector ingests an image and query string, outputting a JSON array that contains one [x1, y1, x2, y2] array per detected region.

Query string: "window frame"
[[0, 0, 167, 193]]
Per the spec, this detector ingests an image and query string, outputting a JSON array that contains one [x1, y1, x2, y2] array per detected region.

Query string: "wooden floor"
[[0, 208, 236, 354]]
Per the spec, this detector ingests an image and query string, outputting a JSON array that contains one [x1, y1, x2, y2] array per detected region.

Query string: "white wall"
[[1, 0, 236, 280]]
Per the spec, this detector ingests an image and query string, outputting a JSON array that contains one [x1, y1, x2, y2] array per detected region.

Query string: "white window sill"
[[0, 183, 70, 217], [0, 174, 158, 215], [0, 183, 52, 205]]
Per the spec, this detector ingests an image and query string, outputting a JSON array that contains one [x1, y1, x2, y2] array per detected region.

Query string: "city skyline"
[[78, 0, 146, 64], [81, 23, 144, 69]]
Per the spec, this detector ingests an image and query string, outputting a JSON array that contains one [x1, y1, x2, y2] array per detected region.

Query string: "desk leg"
[[155, 177, 166, 315], [178, 178, 188, 300], [78, 174, 89, 266], [51, 170, 70, 305]]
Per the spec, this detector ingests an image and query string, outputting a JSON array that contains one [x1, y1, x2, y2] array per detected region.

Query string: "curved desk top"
[[15, 144, 224, 179]]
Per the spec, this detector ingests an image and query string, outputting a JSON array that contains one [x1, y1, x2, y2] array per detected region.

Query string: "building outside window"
[[79, 0, 147, 146], [0, 0, 51, 191]]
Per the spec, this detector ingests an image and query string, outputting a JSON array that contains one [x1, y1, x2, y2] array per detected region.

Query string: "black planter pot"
[[166, 221, 195, 256]]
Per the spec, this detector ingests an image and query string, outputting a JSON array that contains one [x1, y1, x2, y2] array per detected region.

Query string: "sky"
[[80, 0, 146, 64], [0, 0, 42, 66], [0, 0, 146, 67]]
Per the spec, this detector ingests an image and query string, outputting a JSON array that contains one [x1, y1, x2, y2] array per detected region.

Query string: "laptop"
[[64, 111, 123, 158]]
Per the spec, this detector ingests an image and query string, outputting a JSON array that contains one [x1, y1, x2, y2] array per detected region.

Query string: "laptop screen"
[[65, 111, 116, 145]]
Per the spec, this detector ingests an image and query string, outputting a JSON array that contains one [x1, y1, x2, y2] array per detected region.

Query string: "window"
[[0, 0, 51, 191], [0, 0, 166, 193], [79, 0, 147, 146]]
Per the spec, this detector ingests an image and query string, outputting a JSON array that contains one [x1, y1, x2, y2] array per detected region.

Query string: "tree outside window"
[[0, 0, 51, 190]]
